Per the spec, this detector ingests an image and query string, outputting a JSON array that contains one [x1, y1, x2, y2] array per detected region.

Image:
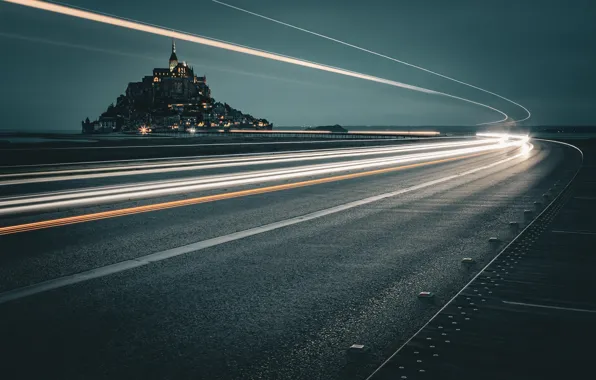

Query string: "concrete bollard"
[[418, 291, 434, 299], [524, 210, 534, 223], [534, 201, 542, 212], [542, 193, 550, 201], [346, 344, 370, 362], [461, 258, 476, 270], [509, 222, 520, 235]]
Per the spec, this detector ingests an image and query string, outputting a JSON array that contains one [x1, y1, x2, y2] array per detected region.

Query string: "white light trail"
[[0, 139, 499, 189], [477, 132, 529, 143], [0, 139, 497, 184], [0, 136, 529, 216], [0, 141, 504, 207], [0, 141, 535, 302], [213, 0, 531, 125], [4, 0, 509, 124]]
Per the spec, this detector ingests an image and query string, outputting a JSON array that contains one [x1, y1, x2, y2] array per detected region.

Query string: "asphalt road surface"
[[0, 135, 437, 165], [0, 137, 581, 379]]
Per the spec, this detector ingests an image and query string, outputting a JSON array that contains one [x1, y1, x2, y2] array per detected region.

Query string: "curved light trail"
[[0, 135, 529, 217], [4, 0, 509, 125], [212, 0, 530, 125], [0, 139, 494, 184]]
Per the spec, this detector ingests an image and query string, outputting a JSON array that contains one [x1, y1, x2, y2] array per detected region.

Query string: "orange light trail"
[[0, 138, 520, 214], [0, 152, 487, 236]]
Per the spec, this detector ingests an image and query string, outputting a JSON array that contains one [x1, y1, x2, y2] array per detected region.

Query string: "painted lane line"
[[0, 148, 530, 304], [365, 139, 580, 380], [502, 301, 596, 314], [551, 230, 596, 236]]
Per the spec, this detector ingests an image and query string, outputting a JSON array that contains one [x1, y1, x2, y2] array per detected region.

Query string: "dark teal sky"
[[1, 0, 595, 130]]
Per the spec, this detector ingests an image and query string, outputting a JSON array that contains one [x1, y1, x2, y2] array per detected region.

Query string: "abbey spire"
[[169, 39, 178, 71]]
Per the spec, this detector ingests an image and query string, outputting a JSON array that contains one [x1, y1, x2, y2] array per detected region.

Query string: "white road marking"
[[0, 148, 529, 305], [551, 230, 596, 236], [502, 300, 596, 314], [365, 138, 583, 380]]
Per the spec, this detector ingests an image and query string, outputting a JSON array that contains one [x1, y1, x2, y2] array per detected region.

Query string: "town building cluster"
[[82, 41, 271, 134]]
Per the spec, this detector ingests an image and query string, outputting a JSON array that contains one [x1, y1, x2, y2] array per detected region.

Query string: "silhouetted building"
[[84, 40, 270, 133]]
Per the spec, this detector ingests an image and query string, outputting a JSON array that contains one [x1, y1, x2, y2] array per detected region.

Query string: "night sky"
[[1, 0, 595, 131]]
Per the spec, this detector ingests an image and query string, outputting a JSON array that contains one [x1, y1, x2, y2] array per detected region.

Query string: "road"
[[0, 136, 581, 379], [0, 134, 435, 166]]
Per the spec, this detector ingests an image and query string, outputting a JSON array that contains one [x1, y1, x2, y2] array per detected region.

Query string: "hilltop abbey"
[[82, 41, 271, 133]]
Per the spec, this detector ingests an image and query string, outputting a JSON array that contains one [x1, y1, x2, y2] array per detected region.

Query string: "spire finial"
[[172, 39, 176, 53]]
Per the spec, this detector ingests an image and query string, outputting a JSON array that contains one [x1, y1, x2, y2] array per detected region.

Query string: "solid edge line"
[[551, 230, 596, 235], [0, 149, 528, 304], [364, 139, 584, 380], [502, 301, 596, 314]]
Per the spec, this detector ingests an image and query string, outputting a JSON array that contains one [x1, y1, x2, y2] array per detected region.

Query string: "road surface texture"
[[0, 134, 443, 165], [0, 137, 581, 379], [367, 139, 593, 380]]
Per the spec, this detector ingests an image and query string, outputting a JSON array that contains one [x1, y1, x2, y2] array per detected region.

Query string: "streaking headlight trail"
[[0, 139, 497, 185], [0, 135, 531, 216], [212, 0, 530, 126], [4, 0, 509, 125]]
